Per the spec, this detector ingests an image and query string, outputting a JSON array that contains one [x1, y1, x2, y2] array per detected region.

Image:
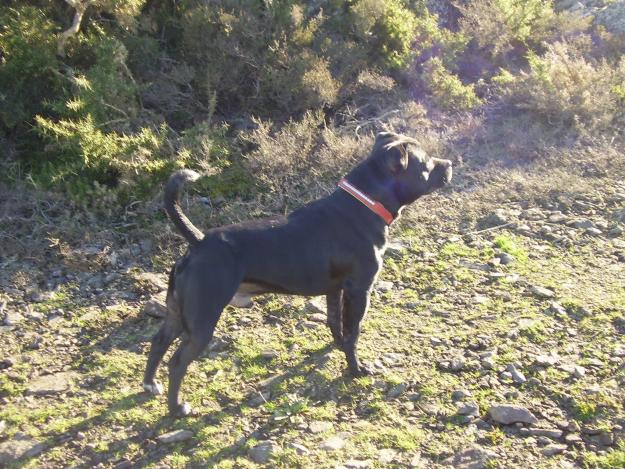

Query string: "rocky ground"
[[1, 149, 624, 468]]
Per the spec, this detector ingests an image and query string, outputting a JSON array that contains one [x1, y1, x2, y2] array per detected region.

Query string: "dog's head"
[[370, 131, 452, 205]]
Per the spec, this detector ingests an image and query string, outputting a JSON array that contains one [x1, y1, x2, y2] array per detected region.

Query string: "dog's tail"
[[164, 169, 204, 247]]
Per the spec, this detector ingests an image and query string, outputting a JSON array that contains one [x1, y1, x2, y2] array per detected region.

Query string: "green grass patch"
[[583, 442, 625, 468]]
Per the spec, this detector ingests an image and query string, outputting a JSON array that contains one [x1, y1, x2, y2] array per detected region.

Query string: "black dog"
[[143, 131, 452, 416]]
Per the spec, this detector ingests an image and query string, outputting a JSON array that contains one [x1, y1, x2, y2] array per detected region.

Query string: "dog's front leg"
[[326, 289, 343, 347], [341, 281, 373, 377]]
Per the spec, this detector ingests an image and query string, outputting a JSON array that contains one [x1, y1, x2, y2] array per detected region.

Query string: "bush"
[[355, 0, 419, 69], [244, 111, 368, 208], [499, 38, 625, 132], [0, 5, 63, 130], [422, 57, 482, 110], [459, 0, 554, 59]]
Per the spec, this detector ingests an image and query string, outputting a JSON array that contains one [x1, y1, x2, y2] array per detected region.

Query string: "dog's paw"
[[350, 362, 374, 378], [170, 402, 193, 418], [142, 381, 164, 395]]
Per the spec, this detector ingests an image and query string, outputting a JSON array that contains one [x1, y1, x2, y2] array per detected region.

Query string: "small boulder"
[[156, 429, 193, 444], [320, 435, 346, 451], [249, 441, 278, 463], [488, 404, 538, 425], [26, 372, 78, 396], [444, 446, 498, 469], [0, 435, 44, 464], [529, 286, 555, 299]]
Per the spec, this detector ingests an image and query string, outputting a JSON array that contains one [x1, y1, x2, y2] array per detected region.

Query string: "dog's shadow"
[[136, 342, 347, 466], [36, 330, 349, 468]]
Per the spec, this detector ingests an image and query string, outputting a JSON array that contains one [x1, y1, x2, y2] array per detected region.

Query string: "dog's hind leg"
[[143, 315, 183, 395], [326, 289, 343, 347], [167, 317, 220, 417]]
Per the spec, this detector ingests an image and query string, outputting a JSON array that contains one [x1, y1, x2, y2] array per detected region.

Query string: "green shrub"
[[458, 0, 561, 60], [422, 57, 482, 110], [363, 0, 419, 69], [500, 38, 625, 132], [0, 5, 63, 129]]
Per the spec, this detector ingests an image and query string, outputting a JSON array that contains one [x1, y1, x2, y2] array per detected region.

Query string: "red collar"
[[338, 178, 394, 225]]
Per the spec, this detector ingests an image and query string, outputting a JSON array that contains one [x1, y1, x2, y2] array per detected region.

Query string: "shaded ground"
[[1, 150, 624, 468]]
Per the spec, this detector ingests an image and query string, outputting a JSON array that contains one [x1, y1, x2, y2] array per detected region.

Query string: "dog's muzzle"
[[433, 159, 453, 185]]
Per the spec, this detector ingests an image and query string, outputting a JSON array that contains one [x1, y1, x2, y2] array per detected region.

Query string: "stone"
[[549, 302, 567, 316], [156, 429, 193, 443], [3, 310, 24, 326], [0, 435, 44, 464], [387, 383, 408, 399], [309, 421, 333, 433], [409, 453, 424, 467], [608, 226, 623, 237], [385, 241, 407, 257], [481, 210, 508, 227], [26, 372, 78, 396], [481, 357, 495, 370], [506, 364, 527, 384], [613, 346, 625, 357], [497, 253, 515, 265], [135, 272, 168, 292], [535, 354, 558, 367], [599, 432, 614, 446], [114, 459, 133, 469], [586, 227, 602, 236], [142, 293, 167, 318], [457, 402, 480, 417], [452, 389, 473, 401], [564, 433, 582, 445], [378, 448, 398, 464], [30, 291, 55, 303], [248, 391, 270, 407], [375, 280, 394, 292], [567, 421, 581, 433], [305, 297, 326, 315], [344, 459, 371, 468], [472, 295, 489, 304], [309, 313, 326, 323], [249, 441, 278, 463], [260, 350, 279, 359], [529, 285, 555, 299], [540, 444, 567, 456], [488, 404, 538, 425], [321, 435, 345, 451], [548, 213, 568, 223], [572, 219, 594, 229], [526, 428, 563, 439], [444, 446, 498, 469], [573, 366, 586, 379], [287, 442, 310, 455], [450, 358, 466, 372]]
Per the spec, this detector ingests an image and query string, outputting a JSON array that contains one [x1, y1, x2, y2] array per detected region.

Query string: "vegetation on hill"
[[1, 0, 624, 203]]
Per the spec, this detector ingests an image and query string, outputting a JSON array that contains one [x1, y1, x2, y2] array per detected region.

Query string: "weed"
[[583, 441, 625, 468]]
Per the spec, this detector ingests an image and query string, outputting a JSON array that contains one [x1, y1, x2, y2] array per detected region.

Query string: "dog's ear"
[[373, 132, 408, 173], [383, 141, 409, 173]]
